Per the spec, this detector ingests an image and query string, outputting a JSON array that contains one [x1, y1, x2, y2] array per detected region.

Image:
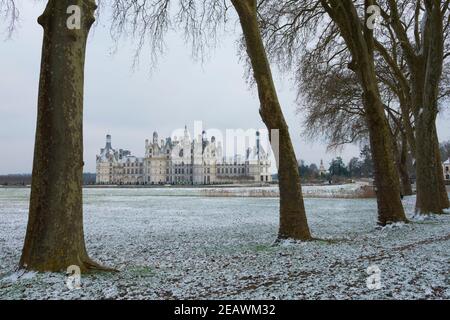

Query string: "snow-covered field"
[[0, 187, 448, 300]]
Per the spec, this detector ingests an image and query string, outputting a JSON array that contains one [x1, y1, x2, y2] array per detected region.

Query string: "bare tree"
[[378, 0, 450, 213], [230, 0, 311, 240], [300, 50, 414, 196], [316, 0, 407, 224], [259, 0, 407, 225]]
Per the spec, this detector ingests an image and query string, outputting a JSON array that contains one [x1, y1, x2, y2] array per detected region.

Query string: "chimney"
[[256, 131, 260, 156]]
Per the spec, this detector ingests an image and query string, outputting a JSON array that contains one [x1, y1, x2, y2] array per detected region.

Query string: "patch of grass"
[[253, 244, 274, 252], [129, 266, 156, 277]]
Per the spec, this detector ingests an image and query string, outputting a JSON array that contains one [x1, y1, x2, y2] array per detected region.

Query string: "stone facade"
[[96, 128, 272, 185]]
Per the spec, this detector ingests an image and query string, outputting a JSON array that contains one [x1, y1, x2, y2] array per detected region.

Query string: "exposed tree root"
[[81, 258, 118, 273]]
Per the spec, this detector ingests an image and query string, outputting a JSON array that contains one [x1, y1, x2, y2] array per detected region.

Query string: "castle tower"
[[105, 134, 112, 150], [202, 130, 207, 152], [184, 125, 190, 141], [153, 131, 158, 145], [319, 159, 326, 176]]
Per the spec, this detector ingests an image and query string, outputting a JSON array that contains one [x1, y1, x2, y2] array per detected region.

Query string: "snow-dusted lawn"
[[0, 187, 448, 300]]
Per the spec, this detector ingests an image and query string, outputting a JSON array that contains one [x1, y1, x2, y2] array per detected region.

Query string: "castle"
[[96, 127, 272, 185]]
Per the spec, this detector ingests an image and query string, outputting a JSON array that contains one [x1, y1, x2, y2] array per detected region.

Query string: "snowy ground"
[[0, 187, 448, 300]]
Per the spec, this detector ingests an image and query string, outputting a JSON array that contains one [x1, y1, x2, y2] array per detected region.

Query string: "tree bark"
[[410, 55, 448, 213], [386, 0, 448, 214], [231, 0, 311, 240], [398, 133, 413, 196], [20, 0, 111, 272], [414, 95, 443, 214], [321, 0, 407, 225], [434, 130, 450, 209]]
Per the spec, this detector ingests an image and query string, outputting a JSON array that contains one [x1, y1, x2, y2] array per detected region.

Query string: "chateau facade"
[[96, 127, 272, 185]]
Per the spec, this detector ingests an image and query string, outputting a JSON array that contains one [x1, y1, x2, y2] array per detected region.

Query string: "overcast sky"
[[0, 2, 449, 175]]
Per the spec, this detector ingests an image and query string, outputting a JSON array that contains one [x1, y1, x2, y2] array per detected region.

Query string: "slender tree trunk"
[[20, 0, 110, 272], [398, 133, 413, 196], [388, 121, 412, 197], [322, 0, 407, 225], [231, 0, 311, 240], [434, 130, 450, 209]]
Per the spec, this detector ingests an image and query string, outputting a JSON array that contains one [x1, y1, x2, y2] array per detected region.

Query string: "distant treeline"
[[0, 173, 96, 186]]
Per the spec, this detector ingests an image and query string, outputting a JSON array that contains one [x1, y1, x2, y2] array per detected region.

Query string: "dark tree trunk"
[[321, 0, 407, 225], [414, 98, 443, 214], [391, 1, 448, 214], [398, 133, 413, 196], [20, 0, 110, 272], [231, 0, 311, 240], [388, 121, 412, 197], [364, 98, 407, 224], [434, 130, 450, 209]]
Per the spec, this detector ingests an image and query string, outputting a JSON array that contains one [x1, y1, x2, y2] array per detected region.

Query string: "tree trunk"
[[364, 98, 407, 224], [402, 2, 447, 214], [322, 0, 407, 225], [414, 106, 443, 214], [20, 0, 110, 272], [434, 130, 450, 209], [399, 133, 413, 196], [410, 58, 447, 213], [231, 0, 311, 240]]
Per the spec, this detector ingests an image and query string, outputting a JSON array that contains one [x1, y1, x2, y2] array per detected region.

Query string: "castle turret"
[[184, 125, 190, 140], [105, 134, 112, 150], [202, 130, 207, 152], [153, 131, 158, 145], [319, 159, 327, 176]]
